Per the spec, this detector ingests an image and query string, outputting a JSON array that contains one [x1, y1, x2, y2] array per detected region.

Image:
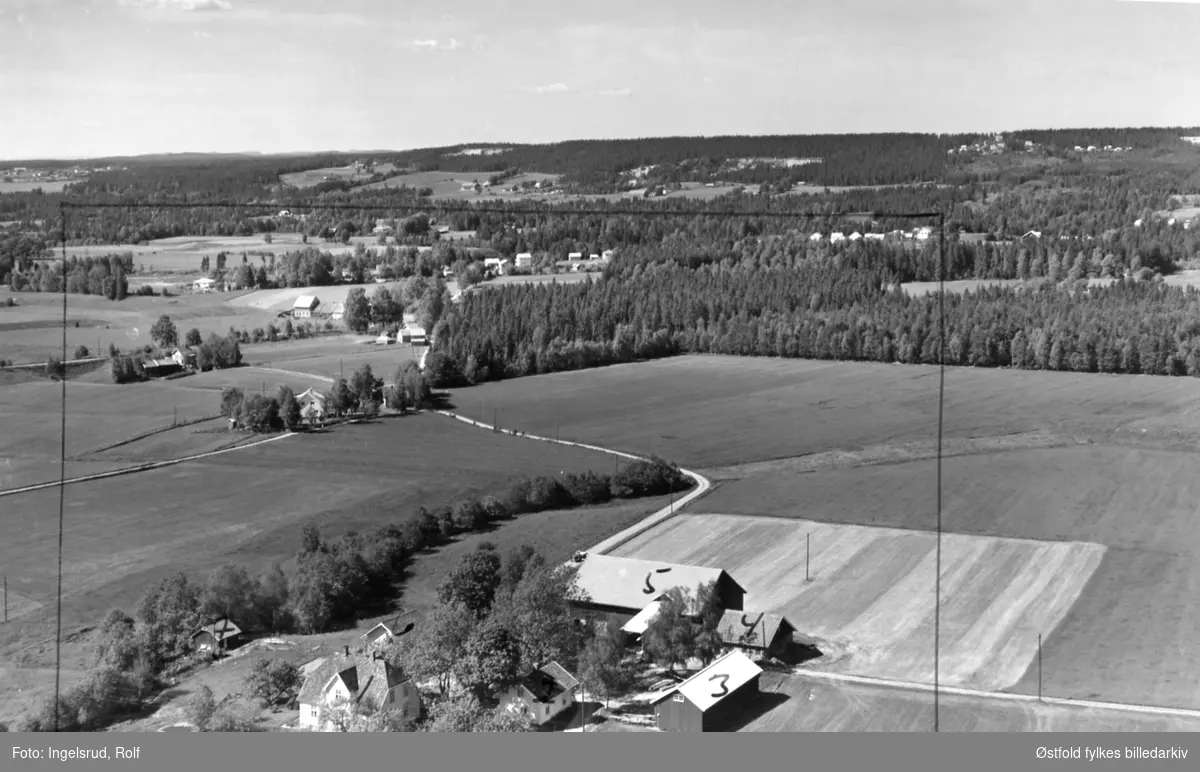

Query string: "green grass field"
[[444, 355, 1200, 468], [0, 366, 336, 489], [0, 414, 626, 664]]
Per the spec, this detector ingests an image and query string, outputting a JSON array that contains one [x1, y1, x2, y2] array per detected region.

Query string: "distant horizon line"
[[5, 124, 1200, 164]]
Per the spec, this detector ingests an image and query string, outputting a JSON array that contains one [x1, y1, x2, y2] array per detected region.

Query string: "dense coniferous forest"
[[428, 248, 1200, 386]]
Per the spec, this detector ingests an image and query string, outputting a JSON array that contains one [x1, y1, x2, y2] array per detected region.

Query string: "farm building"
[[651, 650, 762, 733], [567, 251, 583, 260], [190, 617, 243, 657], [715, 611, 801, 660], [400, 324, 427, 345], [569, 554, 745, 628], [601, 249, 616, 261], [298, 647, 421, 731], [330, 302, 345, 321], [829, 232, 846, 243], [499, 662, 579, 727], [170, 347, 197, 370], [484, 257, 510, 275], [142, 358, 182, 378], [361, 612, 418, 647], [292, 295, 320, 318], [297, 388, 327, 424], [192, 277, 217, 293]]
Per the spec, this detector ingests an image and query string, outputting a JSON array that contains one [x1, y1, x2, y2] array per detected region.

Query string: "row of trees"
[[8, 254, 131, 298], [286, 457, 691, 636]]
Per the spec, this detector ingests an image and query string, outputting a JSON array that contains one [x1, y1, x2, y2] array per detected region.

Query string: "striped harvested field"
[[611, 514, 1104, 692]]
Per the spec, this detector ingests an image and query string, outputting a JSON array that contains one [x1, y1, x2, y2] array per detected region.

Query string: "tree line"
[[424, 248, 1200, 386]]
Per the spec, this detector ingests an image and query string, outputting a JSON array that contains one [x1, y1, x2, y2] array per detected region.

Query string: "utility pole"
[[4, 575, 7, 623], [1037, 634, 1043, 701], [340, 358, 344, 380], [493, 407, 497, 432], [806, 533, 811, 582], [173, 404, 177, 427]]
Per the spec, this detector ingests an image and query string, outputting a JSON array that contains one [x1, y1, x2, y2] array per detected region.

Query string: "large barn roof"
[[292, 295, 319, 309], [571, 555, 742, 613], [654, 650, 762, 713]]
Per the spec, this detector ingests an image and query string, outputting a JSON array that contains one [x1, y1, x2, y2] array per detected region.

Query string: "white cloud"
[[533, 82, 572, 94], [405, 38, 459, 51], [118, 0, 233, 11], [597, 87, 632, 97], [194, 29, 212, 38]]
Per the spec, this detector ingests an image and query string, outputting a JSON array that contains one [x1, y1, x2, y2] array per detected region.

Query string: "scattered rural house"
[[499, 662, 580, 727], [361, 612, 418, 647], [567, 251, 583, 260], [278, 210, 291, 218], [375, 331, 394, 345], [292, 295, 320, 318], [297, 647, 422, 731], [568, 554, 746, 628], [651, 650, 763, 733], [170, 347, 198, 370], [589, 253, 600, 261], [142, 358, 182, 378], [1074, 146, 1084, 152], [193, 277, 217, 293], [715, 611, 802, 661], [1087, 146, 1097, 152], [809, 232, 823, 242], [400, 323, 427, 345], [1022, 230, 1042, 240], [483, 256, 510, 275], [297, 388, 327, 424], [442, 266, 454, 278], [864, 233, 885, 241], [330, 302, 345, 321], [848, 232, 862, 242], [190, 617, 243, 657], [436, 225, 451, 235], [515, 252, 533, 268], [601, 249, 616, 261], [1134, 219, 1144, 228], [829, 232, 846, 243]]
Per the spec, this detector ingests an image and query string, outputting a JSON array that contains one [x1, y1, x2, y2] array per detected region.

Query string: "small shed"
[[715, 611, 804, 660], [297, 387, 327, 424], [292, 295, 320, 319], [330, 302, 345, 321], [362, 612, 418, 647], [652, 650, 762, 733], [190, 617, 243, 656]]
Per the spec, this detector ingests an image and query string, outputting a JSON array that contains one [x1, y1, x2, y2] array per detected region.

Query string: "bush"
[[525, 476, 574, 510], [245, 659, 301, 708], [479, 495, 509, 523], [452, 500, 487, 532], [562, 471, 613, 506], [610, 457, 691, 498], [502, 478, 533, 516], [73, 344, 90, 359], [45, 354, 65, 379], [187, 686, 217, 731]]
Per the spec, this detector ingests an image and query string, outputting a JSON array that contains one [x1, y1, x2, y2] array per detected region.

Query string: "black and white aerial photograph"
[[2, 0, 1200, 750]]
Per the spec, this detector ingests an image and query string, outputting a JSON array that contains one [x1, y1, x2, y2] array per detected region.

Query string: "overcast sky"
[[2, 0, 1199, 160]]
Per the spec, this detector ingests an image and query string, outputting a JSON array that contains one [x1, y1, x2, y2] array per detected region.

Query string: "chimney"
[[343, 645, 350, 657]]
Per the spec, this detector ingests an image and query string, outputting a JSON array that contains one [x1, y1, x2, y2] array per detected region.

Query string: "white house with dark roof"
[[297, 648, 421, 731], [499, 662, 579, 726]]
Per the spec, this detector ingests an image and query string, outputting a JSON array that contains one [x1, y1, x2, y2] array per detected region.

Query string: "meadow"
[[227, 281, 405, 313], [444, 355, 1200, 468], [0, 415, 626, 662], [0, 364, 335, 489], [0, 180, 71, 193], [743, 674, 1200, 732], [358, 170, 561, 198], [612, 514, 1104, 692]]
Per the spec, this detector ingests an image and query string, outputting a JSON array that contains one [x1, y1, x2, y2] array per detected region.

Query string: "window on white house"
[[672, 693, 684, 703]]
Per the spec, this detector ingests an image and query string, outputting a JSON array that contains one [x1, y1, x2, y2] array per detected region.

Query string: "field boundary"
[[0, 431, 300, 498], [791, 668, 1200, 720], [433, 410, 712, 554], [70, 414, 224, 459]]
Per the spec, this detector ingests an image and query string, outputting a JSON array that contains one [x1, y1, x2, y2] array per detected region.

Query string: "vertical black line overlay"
[[50, 200, 946, 731], [54, 201, 68, 732]]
